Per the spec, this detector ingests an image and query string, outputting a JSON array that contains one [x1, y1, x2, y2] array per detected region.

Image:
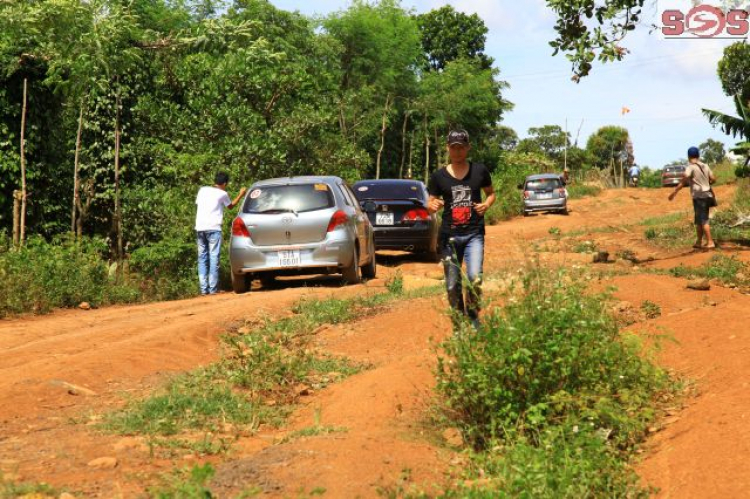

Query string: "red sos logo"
[[662, 5, 749, 37]]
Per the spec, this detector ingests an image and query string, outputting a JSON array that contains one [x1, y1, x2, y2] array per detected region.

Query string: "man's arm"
[[228, 187, 247, 209], [473, 186, 496, 216], [427, 195, 444, 214], [668, 172, 690, 201]]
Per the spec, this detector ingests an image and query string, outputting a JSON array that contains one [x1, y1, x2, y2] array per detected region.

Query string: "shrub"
[[567, 184, 601, 199], [436, 265, 670, 450]]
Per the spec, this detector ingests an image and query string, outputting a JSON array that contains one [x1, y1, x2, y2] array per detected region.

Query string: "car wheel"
[[523, 211, 530, 217], [231, 272, 250, 294], [342, 246, 361, 284], [561, 207, 569, 215], [361, 240, 377, 280]]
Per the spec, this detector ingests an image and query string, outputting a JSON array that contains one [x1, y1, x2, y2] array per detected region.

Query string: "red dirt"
[[1, 184, 748, 497]]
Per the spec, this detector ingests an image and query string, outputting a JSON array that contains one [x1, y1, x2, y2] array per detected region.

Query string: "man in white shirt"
[[195, 172, 246, 295]]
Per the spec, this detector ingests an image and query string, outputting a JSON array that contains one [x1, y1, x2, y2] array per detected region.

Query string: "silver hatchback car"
[[520, 174, 568, 216], [229, 176, 377, 293]]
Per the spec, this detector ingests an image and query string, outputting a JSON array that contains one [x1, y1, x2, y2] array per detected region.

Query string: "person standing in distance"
[[427, 130, 496, 328], [668, 146, 717, 250], [195, 172, 247, 295]]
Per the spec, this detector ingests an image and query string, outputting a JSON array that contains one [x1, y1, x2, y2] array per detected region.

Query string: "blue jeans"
[[441, 232, 484, 320], [197, 230, 222, 294]]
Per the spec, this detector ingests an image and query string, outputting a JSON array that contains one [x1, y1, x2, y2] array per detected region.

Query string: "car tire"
[[231, 272, 250, 294], [523, 211, 530, 217], [361, 240, 377, 280], [561, 207, 569, 215], [342, 246, 361, 284]]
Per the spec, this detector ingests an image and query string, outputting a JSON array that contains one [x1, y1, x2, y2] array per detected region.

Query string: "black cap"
[[447, 129, 470, 145]]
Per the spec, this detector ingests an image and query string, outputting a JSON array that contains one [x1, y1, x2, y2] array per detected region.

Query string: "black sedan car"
[[352, 179, 439, 261]]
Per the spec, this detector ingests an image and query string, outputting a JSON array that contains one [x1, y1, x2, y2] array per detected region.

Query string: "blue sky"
[[269, 0, 741, 169]]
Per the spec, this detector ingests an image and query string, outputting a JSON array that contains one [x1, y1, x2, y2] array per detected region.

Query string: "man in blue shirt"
[[628, 164, 641, 187]]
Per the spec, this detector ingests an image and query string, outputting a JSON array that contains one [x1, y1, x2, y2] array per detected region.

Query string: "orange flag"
[[621, 106, 631, 115]]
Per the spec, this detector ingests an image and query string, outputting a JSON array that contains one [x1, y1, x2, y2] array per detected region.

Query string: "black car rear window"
[[665, 166, 686, 173], [243, 184, 335, 214], [525, 178, 562, 191], [352, 182, 424, 201]]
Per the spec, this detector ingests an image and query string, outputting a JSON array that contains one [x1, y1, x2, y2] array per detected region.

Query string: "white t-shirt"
[[685, 161, 713, 199], [195, 186, 231, 231]]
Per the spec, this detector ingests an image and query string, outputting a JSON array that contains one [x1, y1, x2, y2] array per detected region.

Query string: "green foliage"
[[485, 152, 553, 223], [386, 269, 404, 295], [546, 0, 646, 79], [149, 463, 216, 499], [668, 255, 749, 288], [637, 167, 662, 188], [105, 372, 261, 436], [640, 300, 661, 319], [566, 184, 601, 199], [699, 138, 726, 165], [415, 5, 493, 72], [585, 126, 630, 170], [436, 265, 671, 450], [717, 42, 750, 106], [0, 475, 58, 499]]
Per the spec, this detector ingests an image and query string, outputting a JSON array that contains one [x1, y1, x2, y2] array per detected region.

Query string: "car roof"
[[251, 176, 343, 187], [525, 174, 563, 181], [353, 179, 425, 186], [665, 165, 686, 169]]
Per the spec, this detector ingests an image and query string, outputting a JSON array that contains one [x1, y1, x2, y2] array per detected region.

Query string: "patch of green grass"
[[105, 285, 442, 438], [281, 425, 348, 444], [146, 434, 237, 457], [570, 240, 597, 253], [386, 270, 404, 294], [104, 371, 268, 436], [567, 184, 602, 199], [548, 226, 561, 236], [433, 264, 676, 497], [641, 300, 662, 319], [641, 212, 687, 227], [149, 463, 217, 499], [667, 255, 749, 288], [0, 475, 59, 499]]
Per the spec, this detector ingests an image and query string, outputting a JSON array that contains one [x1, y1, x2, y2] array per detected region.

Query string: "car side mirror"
[[363, 200, 377, 212]]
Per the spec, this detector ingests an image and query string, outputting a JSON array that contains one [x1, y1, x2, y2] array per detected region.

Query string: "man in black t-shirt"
[[427, 130, 496, 328]]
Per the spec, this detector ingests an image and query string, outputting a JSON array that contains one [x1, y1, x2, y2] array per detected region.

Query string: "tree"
[[704, 42, 750, 167], [585, 126, 630, 170], [415, 5, 493, 72], [546, 0, 645, 80], [699, 139, 726, 165]]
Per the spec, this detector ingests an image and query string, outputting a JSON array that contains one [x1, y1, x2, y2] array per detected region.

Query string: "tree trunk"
[[19, 78, 28, 245], [424, 119, 430, 184], [114, 85, 123, 262], [407, 130, 414, 179], [375, 94, 392, 180], [399, 109, 409, 179], [71, 102, 84, 237], [12, 190, 21, 247]]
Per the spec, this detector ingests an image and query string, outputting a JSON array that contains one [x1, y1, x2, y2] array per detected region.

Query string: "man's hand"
[[428, 197, 444, 213], [238, 187, 247, 197], [473, 201, 490, 216], [668, 191, 677, 201]]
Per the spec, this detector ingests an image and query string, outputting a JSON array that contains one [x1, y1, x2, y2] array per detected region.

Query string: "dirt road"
[[1, 185, 749, 497]]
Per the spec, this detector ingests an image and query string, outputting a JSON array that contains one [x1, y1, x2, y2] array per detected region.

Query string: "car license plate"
[[278, 250, 301, 267], [537, 193, 553, 199], [376, 212, 394, 225]]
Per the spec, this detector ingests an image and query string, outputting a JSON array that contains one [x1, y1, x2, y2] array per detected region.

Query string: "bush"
[[129, 239, 197, 300], [567, 184, 601, 199], [436, 265, 670, 450], [0, 235, 114, 316]]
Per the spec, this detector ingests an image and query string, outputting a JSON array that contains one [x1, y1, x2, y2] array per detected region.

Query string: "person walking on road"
[[195, 172, 246, 295], [668, 147, 716, 250], [427, 130, 496, 328]]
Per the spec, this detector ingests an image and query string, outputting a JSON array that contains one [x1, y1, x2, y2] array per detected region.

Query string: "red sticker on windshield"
[[250, 189, 261, 199]]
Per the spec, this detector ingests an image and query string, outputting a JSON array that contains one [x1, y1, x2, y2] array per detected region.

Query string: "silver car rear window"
[[526, 178, 561, 191], [243, 184, 335, 214]]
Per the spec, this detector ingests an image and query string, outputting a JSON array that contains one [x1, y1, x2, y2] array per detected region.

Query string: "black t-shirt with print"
[[427, 162, 492, 235]]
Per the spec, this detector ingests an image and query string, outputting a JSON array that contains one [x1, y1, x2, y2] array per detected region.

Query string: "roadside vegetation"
[[103, 282, 440, 457], [430, 264, 677, 497]]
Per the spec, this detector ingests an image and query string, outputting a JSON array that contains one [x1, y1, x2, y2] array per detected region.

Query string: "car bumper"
[[229, 231, 355, 275], [372, 225, 436, 251], [524, 198, 567, 212], [662, 178, 681, 186]]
